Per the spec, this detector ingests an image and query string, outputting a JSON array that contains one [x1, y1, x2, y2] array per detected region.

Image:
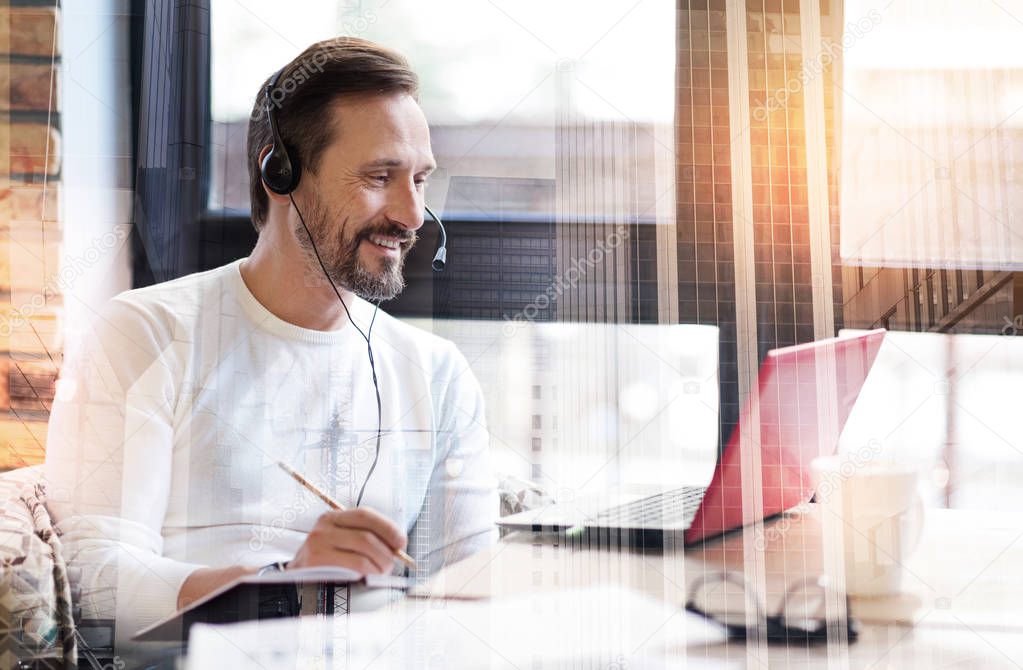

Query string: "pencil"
[[277, 460, 417, 570]]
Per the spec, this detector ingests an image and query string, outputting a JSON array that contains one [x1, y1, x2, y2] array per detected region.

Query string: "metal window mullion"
[[725, 0, 767, 660], [799, 0, 835, 340]]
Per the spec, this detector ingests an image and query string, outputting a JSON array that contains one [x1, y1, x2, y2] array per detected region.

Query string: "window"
[[199, 3, 1023, 509], [839, 0, 1023, 269], [208, 0, 675, 219], [208, 1, 677, 326]]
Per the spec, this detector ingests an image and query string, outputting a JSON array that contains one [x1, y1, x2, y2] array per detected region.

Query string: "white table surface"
[[182, 505, 1023, 668]]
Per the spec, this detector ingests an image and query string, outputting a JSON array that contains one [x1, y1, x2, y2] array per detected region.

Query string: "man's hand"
[[289, 508, 407, 575]]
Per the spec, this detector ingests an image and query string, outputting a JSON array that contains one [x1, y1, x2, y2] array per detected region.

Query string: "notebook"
[[132, 567, 408, 642]]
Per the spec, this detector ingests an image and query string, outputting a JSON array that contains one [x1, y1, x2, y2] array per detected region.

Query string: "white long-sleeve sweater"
[[43, 258, 497, 647]]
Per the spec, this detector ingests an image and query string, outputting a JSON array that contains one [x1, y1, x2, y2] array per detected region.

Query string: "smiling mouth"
[[367, 234, 402, 250]]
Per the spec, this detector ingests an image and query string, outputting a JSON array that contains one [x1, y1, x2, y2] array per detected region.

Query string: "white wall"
[[839, 329, 1023, 510], [60, 0, 134, 363]]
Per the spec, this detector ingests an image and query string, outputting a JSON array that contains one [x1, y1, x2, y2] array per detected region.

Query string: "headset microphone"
[[261, 67, 449, 271], [426, 205, 446, 271]]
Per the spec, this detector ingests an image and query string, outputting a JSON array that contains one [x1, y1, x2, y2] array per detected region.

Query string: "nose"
[[386, 180, 425, 233]]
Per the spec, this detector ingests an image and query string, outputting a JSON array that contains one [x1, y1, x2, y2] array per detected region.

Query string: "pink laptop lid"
[[685, 329, 886, 544]]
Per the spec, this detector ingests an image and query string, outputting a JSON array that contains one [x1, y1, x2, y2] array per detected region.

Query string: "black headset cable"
[[288, 192, 383, 508]]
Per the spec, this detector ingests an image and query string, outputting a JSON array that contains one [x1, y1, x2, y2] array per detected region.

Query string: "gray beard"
[[340, 249, 407, 301], [295, 212, 410, 302]]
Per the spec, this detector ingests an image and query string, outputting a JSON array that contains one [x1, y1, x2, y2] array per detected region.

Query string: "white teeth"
[[369, 235, 400, 250]]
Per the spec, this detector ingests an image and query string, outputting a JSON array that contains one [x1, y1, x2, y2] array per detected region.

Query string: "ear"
[[258, 144, 293, 204]]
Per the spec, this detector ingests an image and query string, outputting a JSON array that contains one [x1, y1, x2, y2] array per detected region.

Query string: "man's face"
[[297, 92, 435, 301]]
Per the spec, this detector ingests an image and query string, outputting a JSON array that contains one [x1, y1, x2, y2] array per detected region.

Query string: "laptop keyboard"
[[592, 486, 707, 528]]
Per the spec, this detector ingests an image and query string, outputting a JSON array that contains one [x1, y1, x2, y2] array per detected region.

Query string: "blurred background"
[[3, 0, 1022, 515]]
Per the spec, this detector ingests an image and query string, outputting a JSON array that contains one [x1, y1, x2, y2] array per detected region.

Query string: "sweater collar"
[[229, 258, 376, 344]]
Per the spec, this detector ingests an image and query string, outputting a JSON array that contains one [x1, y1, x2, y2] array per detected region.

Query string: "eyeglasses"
[[685, 572, 859, 645]]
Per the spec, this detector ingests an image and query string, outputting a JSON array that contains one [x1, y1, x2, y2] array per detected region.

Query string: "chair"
[[0, 466, 76, 668]]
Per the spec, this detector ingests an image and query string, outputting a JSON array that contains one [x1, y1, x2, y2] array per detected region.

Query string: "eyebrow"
[[359, 158, 437, 173]]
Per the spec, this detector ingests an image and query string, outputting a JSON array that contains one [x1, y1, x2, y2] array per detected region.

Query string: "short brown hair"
[[246, 37, 419, 231]]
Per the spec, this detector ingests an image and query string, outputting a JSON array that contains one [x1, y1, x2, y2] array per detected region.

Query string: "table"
[[411, 504, 1023, 668], [181, 505, 1023, 668]]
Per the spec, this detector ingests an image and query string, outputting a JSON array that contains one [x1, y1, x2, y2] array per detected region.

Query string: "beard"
[[296, 196, 417, 301]]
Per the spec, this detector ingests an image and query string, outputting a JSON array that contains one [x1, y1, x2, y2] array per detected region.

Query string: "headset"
[[260, 67, 448, 270], [260, 66, 447, 506]]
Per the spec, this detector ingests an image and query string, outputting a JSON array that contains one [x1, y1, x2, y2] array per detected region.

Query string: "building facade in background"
[[677, 0, 1020, 445], [675, 0, 845, 439], [1, 3, 62, 469]]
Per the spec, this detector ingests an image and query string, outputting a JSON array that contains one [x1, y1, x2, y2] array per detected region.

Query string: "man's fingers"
[[301, 544, 390, 575], [332, 526, 394, 572], [306, 522, 395, 573], [296, 509, 410, 574], [323, 508, 407, 551]]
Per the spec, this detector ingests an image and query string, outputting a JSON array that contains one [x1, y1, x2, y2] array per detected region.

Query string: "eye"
[[369, 174, 390, 184], [414, 177, 428, 189]]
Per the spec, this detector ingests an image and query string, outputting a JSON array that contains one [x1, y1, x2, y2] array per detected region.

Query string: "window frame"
[[130, 0, 604, 322]]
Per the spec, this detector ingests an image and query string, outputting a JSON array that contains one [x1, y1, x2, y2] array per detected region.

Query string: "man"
[[44, 37, 496, 647]]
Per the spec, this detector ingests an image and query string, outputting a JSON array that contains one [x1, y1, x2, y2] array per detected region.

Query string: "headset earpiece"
[[258, 65, 446, 271], [260, 145, 300, 195], [260, 67, 301, 195]]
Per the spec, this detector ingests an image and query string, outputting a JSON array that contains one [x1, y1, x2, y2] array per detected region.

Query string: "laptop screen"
[[685, 329, 886, 544]]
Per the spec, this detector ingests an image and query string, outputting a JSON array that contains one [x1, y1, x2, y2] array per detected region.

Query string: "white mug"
[[811, 456, 925, 597]]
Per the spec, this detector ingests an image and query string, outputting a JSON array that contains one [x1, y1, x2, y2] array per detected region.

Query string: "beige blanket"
[[0, 469, 76, 667]]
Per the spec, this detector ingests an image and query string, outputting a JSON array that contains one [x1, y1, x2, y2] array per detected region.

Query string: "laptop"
[[497, 329, 886, 546]]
